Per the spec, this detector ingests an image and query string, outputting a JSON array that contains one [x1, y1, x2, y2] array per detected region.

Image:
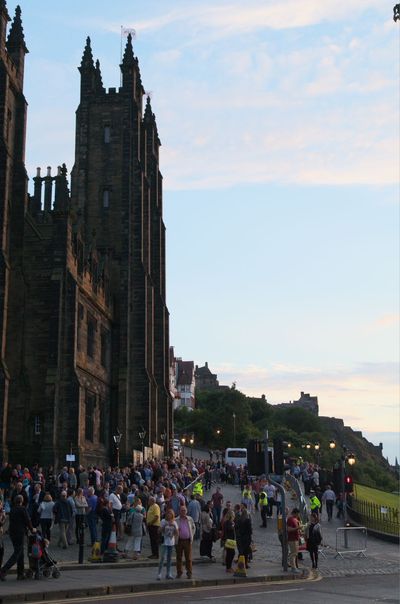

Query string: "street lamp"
[[138, 428, 147, 459], [314, 443, 321, 466], [160, 430, 167, 456], [189, 435, 194, 459], [181, 436, 186, 457], [232, 413, 236, 446], [329, 439, 336, 450], [113, 428, 123, 468]]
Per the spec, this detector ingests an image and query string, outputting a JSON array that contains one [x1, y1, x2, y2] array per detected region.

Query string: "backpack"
[[31, 539, 42, 559]]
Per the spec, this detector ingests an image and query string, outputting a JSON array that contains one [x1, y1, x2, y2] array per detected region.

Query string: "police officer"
[[259, 491, 268, 528]]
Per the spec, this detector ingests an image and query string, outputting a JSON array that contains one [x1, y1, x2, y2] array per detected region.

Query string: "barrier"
[[285, 473, 309, 524], [335, 526, 367, 559]]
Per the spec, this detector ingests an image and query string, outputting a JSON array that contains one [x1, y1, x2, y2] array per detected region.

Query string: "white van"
[[224, 447, 248, 467]]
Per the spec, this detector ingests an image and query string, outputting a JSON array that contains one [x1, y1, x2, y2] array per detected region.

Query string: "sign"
[[66, 454, 76, 462], [380, 506, 388, 514]]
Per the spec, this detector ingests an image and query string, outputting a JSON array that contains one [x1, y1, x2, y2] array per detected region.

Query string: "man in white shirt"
[[109, 485, 123, 538]]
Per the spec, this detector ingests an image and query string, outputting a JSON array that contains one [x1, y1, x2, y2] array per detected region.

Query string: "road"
[[45, 574, 399, 604]]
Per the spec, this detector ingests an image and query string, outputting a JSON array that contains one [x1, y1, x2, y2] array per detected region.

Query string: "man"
[[187, 494, 202, 540], [146, 497, 161, 559], [53, 490, 73, 549], [108, 485, 123, 539], [309, 491, 321, 515], [259, 491, 268, 528], [265, 480, 276, 518], [86, 486, 98, 545], [287, 507, 301, 574], [211, 486, 223, 528], [0, 495, 36, 580], [321, 485, 336, 521], [175, 505, 195, 579], [10, 482, 29, 508]]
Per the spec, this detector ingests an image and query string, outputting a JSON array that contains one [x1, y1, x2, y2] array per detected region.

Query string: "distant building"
[[170, 355, 195, 410], [195, 361, 219, 391], [275, 392, 319, 416]]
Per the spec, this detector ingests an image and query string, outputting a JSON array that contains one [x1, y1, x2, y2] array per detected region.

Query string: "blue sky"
[[9, 1, 399, 461]]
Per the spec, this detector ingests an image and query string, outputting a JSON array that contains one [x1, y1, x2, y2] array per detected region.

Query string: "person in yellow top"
[[146, 497, 161, 559], [193, 481, 203, 497], [241, 484, 255, 514]]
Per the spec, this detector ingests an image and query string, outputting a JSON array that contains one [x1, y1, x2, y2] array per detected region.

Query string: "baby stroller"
[[26, 531, 61, 580]]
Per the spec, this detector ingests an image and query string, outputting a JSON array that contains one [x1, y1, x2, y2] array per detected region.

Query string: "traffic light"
[[344, 475, 353, 493]]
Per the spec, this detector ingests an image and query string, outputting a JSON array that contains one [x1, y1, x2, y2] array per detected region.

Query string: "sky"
[[8, 1, 399, 462]]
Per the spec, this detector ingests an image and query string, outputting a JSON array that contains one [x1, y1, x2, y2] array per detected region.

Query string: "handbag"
[[225, 538, 237, 550]]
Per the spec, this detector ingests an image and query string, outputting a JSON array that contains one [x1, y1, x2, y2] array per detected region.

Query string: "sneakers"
[[157, 573, 161, 581]]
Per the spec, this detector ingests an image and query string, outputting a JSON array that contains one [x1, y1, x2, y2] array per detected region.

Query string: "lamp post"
[[329, 440, 356, 524], [138, 428, 147, 460], [189, 435, 194, 460], [232, 413, 236, 446], [160, 430, 167, 457], [314, 443, 321, 467], [181, 436, 186, 458], [112, 428, 122, 468]]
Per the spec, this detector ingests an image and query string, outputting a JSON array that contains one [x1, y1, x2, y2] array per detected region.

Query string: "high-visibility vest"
[[242, 489, 253, 500], [259, 493, 268, 507], [310, 496, 321, 510]]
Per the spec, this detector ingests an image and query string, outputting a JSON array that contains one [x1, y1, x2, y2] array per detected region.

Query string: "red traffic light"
[[345, 475, 353, 484]]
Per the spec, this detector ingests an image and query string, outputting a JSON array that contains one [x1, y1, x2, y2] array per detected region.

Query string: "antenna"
[[120, 26, 137, 85]]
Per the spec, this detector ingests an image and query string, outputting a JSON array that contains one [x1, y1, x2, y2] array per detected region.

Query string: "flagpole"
[[120, 25, 123, 86]]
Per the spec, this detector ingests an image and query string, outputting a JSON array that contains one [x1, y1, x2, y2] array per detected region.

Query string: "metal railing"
[[284, 473, 309, 524], [347, 497, 399, 536], [335, 526, 367, 558]]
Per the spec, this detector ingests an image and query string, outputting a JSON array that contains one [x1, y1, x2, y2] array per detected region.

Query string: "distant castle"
[[0, 3, 171, 467], [274, 392, 319, 416]]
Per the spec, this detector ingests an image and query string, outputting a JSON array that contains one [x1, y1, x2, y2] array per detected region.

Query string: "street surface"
[[0, 480, 398, 603]]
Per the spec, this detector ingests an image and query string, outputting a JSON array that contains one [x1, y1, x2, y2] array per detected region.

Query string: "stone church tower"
[[0, 3, 172, 467]]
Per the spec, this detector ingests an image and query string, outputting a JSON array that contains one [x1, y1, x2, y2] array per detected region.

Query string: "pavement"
[[0, 481, 398, 603]]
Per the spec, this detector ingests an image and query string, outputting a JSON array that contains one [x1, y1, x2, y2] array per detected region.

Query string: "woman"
[[38, 493, 55, 541], [200, 503, 215, 561], [222, 510, 236, 573], [157, 508, 178, 580], [235, 504, 252, 569], [74, 488, 88, 544], [125, 503, 145, 559], [305, 512, 322, 569]]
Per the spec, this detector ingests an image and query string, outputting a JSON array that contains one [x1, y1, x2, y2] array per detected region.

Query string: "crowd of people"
[[0, 456, 339, 581]]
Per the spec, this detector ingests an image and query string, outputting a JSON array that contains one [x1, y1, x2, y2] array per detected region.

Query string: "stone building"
[[0, 3, 171, 468], [194, 361, 219, 391]]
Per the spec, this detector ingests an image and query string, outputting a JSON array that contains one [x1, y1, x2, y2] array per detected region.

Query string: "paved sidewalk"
[[0, 481, 398, 602]]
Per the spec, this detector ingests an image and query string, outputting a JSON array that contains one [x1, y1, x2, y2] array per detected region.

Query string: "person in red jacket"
[[286, 507, 301, 574]]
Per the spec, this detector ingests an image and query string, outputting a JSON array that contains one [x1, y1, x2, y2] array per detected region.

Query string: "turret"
[[6, 5, 28, 80], [0, 0, 10, 51], [94, 59, 104, 94], [78, 37, 96, 99]]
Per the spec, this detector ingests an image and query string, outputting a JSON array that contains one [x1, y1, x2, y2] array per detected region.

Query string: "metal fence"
[[348, 497, 399, 536], [335, 526, 367, 558]]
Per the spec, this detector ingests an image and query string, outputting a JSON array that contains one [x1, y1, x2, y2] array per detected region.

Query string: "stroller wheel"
[[52, 569, 60, 579], [43, 568, 51, 578]]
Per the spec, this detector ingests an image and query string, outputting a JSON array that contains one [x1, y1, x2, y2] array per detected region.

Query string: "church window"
[[34, 415, 41, 436], [85, 392, 96, 442], [100, 328, 110, 368], [99, 399, 106, 444], [104, 126, 111, 143], [87, 315, 96, 358], [103, 190, 110, 208]]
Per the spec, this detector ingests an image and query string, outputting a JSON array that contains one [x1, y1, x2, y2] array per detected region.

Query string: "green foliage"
[[174, 387, 396, 492]]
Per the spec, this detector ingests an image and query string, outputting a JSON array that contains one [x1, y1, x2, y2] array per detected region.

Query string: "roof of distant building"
[[176, 360, 194, 386]]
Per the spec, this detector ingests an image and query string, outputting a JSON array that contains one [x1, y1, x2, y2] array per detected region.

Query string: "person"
[[241, 484, 254, 515], [38, 493, 55, 541], [0, 494, 36, 581], [287, 507, 301, 574], [309, 491, 321, 514], [175, 505, 195, 579], [100, 500, 114, 555], [86, 486, 98, 545], [146, 496, 161, 559], [221, 509, 236, 573], [157, 508, 178, 580], [200, 503, 215, 561], [187, 494, 202, 540], [235, 504, 252, 569], [0, 501, 5, 568], [321, 485, 336, 521], [125, 504, 145, 560], [259, 491, 268, 527], [211, 486, 223, 527], [305, 511, 322, 569], [74, 488, 88, 543], [108, 485, 123, 539], [53, 490, 73, 549], [264, 481, 276, 517]]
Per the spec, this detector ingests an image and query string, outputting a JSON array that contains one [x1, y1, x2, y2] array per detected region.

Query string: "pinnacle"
[[80, 36, 95, 70], [6, 4, 28, 51], [121, 32, 135, 66]]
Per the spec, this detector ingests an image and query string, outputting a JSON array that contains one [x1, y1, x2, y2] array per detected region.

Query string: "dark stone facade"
[[0, 4, 172, 468]]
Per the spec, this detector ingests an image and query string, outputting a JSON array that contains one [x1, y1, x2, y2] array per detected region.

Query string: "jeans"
[[1, 537, 24, 577], [86, 511, 98, 545], [326, 500, 334, 520], [158, 544, 173, 577], [212, 507, 221, 527]]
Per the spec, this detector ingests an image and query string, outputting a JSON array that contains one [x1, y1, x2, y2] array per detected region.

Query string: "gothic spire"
[[143, 95, 153, 123], [80, 36, 95, 71], [121, 33, 135, 67], [95, 59, 104, 92], [6, 5, 28, 54]]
